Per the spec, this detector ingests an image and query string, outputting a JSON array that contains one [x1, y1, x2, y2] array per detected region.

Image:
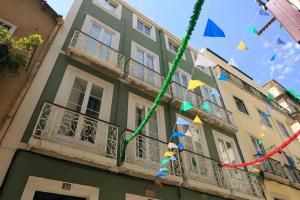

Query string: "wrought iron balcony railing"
[[125, 59, 168, 92], [225, 168, 263, 198], [170, 81, 203, 109], [32, 102, 118, 159], [69, 29, 125, 71], [202, 99, 235, 126], [121, 130, 182, 177], [181, 150, 227, 188]]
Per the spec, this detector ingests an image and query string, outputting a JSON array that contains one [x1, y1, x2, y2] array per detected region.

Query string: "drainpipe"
[[0, 17, 64, 143]]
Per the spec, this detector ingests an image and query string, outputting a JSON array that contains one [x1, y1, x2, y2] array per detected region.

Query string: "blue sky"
[[48, 0, 300, 93]]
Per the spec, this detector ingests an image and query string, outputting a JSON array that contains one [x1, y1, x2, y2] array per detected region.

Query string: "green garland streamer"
[[121, 0, 205, 162]]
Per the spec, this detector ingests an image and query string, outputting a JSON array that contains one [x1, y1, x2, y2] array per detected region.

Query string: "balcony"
[[29, 102, 119, 168], [287, 106, 300, 120], [124, 59, 171, 101], [120, 130, 182, 184], [181, 150, 230, 196], [170, 82, 237, 133], [260, 158, 300, 188], [225, 168, 263, 199], [67, 29, 125, 78]]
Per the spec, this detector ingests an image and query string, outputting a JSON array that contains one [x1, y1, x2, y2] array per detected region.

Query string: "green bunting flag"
[[202, 101, 211, 111], [161, 157, 171, 166], [181, 101, 194, 111], [248, 25, 258, 34]]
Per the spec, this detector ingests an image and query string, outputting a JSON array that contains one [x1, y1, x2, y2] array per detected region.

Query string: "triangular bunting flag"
[[259, 9, 269, 16], [258, 140, 263, 145], [164, 151, 175, 157], [277, 38, 286, 45], [170, 156, 177, 161], [185, 129, 192, 137], [267, 93, 275, 100], [261, 125, 267, 131], [248, 25, 258, 34], [211, 88, 220, 97], [181, 101, 194, 111], [156, 173, 167, 179], [270, 54, 276, 61], [193, 116, 203, 124], [260, 132, 265, 138], [195, 52, 216, 67], [237, 41, 249, 50], [228, 57, 238, 67], [219, 71, 228, 81], [262, 113, 271, 118], [178, 142, 185, 150], [168, 143, 178, 149], [203, 18, 225, 37], [202, 101, 212, 112], [188, 80, 204, 90], [170, 131, 186, 139], [176, 117, 192, 125], [161, 157, 171, 165], [252, 168, 260, 173], [159, 168, 170, 174]]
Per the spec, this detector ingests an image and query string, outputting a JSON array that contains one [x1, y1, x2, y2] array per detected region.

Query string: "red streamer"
[[221, 130, 300, 168]]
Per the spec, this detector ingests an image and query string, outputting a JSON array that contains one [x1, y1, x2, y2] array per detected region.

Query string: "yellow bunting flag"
[[164, 151, 175, 157], [193, 116, 203, 124], [237, 41, 249, 50], [260, 132, 265, 138], [252, 168, 260, 173], [188, 80, 204, 90]]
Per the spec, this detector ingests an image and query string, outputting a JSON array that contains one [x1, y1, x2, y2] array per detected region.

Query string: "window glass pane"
[[148, 110, 158, 139], [102, 31, 112, 46], [278, 121, 289, 137], [137, 49, 144, 64], [86, 84, 103, 118], [67, 77, 88, 112], [181, 74, 189, 88], [137, 21, 144, 32], [202, 87, 210, 99], [144, 25, 151, 36], [146, 55, 154, 69], [89, 24, 101, 39]]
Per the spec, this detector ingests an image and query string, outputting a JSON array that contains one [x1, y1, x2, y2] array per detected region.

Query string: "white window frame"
[[21, 176, 99, 200], [0, 17, 17, 34], [165, 34, 186, 60], [55, 65, 114, 122], [126, 193, 160, 200], [131, 41, 160, 72], [191, 50, 211, 75], [81, 15, 121, 50], [127, 93, 167, 142], [132, 13, 156, 41], [92, 0, 122, 20], [213, 130, 242, 164]]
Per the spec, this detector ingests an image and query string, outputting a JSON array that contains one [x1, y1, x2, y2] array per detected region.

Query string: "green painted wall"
[[0, 151, 229, 200]]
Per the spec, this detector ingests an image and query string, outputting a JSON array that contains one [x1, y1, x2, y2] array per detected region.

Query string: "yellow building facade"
[[202, 48, 300, 200]]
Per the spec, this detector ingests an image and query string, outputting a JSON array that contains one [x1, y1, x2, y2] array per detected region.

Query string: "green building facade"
[[0, 0, 264, 199]]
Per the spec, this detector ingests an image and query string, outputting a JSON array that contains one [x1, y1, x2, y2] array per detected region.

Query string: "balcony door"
[[85, 22, 113, 60], [52, 66, 114, 154], [127, 93, 166, 167], [131, 42, 160, 87], [177, 120, 212, 180]]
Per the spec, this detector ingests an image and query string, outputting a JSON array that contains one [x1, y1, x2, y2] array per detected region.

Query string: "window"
[[277, 121, 290, 138], [54, 66, 114, 147], [251, 136, 266, 155], [82, 15, 121, 57], [168, 41, 178, 54], [0, 18, 17, 34], [93, 0, 122, 19], [177, 116, 209, 176], [131, 42, 160, 86], [165, 35, 186, 59], [133, 14, 156, 41], [127, 93, 166, 163], [137, 20, 151, 36], [258, 110, 272, 127], [234, 97, 249, 115]]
